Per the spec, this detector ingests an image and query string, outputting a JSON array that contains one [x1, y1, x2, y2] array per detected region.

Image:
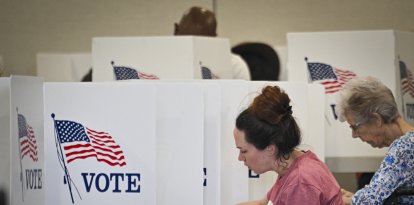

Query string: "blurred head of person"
[[174, 6, 217, 37]]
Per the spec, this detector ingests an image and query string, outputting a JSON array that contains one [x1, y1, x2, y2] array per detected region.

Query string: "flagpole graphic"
[[399, 57, 414, 119], [52, 113, 76, 204], [16, 107, 24, 201], [400, 57, 406, 117], [51, 113, 127, 203], [17, 108, 40, 201]]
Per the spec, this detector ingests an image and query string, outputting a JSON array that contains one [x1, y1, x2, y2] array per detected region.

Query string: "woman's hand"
[[341, 188, 354, 205]]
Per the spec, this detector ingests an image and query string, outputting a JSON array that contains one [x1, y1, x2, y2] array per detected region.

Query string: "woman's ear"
[[371, 113, 383, 127], [266, 144, 276, 155]]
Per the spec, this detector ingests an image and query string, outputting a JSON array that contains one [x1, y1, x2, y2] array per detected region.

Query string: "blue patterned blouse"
[[352, 131, 414, 205]]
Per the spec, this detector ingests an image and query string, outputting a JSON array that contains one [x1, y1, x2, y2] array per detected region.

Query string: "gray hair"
[[336, 76, 399, 124]]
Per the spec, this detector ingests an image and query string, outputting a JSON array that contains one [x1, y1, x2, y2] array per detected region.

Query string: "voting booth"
[[2, 78, 253, 205], [287, 30, 414, 172], [37, 53, 92, 82], [92, 36, 232, 81], [43, 82, 157, 205], [0, 76, 44, 205], [395, 31, 414, 123], [200, 81, 221, 205], [3, 76, 330, 204], [42, 81, 226, 205]]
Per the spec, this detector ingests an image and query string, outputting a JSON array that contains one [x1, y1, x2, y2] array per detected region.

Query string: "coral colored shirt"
[[266, 151, 343, 205]]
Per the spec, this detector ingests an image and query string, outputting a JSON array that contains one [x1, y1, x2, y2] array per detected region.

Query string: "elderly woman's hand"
[[341, 188, 354, 205]]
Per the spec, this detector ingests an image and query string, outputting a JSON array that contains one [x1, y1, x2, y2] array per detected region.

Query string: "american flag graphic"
[[18, 114, 38, 162], [400, 60, 414, 97], [112, 61, 159, 80], [55, 120, 126, 166], [201, 65, 219, 79], [306, 60, 357, 94]]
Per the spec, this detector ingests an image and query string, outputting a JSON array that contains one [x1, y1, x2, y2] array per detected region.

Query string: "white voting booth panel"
[[0, 76, 44, 205], [44, 82, 157, 205], [201, 82, 221, 205], [217, 80, 249, 205], [37, 53, 92, 82], [287, 30, 414, 172], [92, 36, 232, 81], [395, 32, 414, 124], [115, 80, 222, 205], [155, 82, 204, 205], [133, 80, 221, 205], [246, 82, 325, 201]]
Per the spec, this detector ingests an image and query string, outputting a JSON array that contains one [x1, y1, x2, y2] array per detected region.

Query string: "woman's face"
[[233, 128, 276, 174], [345, 113, 386, 148]]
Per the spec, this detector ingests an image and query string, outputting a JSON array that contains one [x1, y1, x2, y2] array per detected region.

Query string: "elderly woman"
[[234, 85, 343, 205], [337, 76, 414, 204]]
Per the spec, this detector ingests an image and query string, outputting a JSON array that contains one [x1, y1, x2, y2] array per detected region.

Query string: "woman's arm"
[[352, 134, 414, 204]]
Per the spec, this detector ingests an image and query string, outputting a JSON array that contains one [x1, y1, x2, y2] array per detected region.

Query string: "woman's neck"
[[397, 117, 414, 133], [275, 149, 304, 176], [385, 117, 414, 146]]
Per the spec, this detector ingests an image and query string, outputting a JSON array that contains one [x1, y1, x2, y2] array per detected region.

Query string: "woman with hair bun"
[[234, 85, 343, 205]]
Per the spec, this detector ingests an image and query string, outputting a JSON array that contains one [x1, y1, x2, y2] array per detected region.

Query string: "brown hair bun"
[[250, 86, 291, 125]]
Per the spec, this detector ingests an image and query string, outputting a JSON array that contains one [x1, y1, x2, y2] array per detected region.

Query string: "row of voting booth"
[[0, 76, 324, 205], [37, 36, 233, 82], [1, 30, 414, 204]]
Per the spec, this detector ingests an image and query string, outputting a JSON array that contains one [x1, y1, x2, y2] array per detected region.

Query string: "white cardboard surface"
[[217, 80, 249, 205], [10, 76, 44, 205], [44, 82, 157, 205], [92, 36, 231, 81], [287, 30, 395, 160], [155, 82, 204, 205], [201, 82, 221, 205], [395, 31, 414, 124]]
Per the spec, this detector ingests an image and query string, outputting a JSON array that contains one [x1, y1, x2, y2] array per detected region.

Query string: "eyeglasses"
[[349, 121, 363, 132]]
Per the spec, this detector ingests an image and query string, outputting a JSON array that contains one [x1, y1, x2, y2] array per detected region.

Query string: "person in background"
[[0, 189, 6, 205], [234, 85, 343, 205], [81, 68, 92, 82], [232, 42, 280, 81], [337, 76, 414, 204], [174, 6, 251, 80]]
